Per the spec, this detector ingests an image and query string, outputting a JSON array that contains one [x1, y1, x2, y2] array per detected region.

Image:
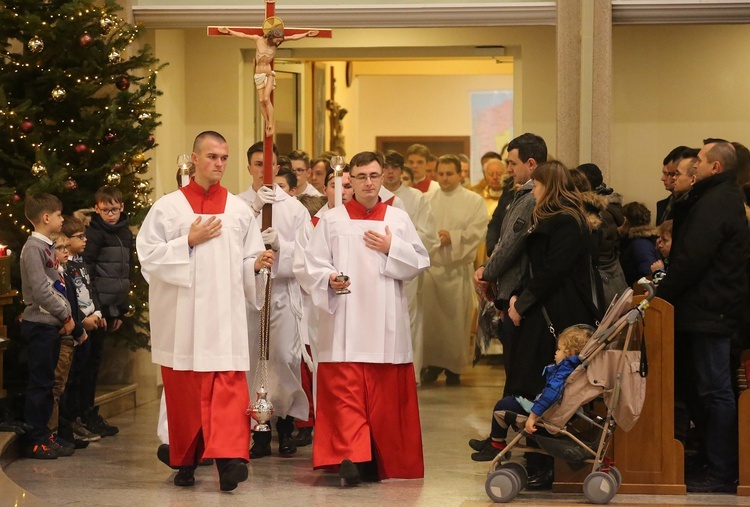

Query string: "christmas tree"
[[0, 0, 164, 350]]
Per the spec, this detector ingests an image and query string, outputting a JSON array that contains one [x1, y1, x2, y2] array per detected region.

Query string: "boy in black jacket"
[[81, 186, 131, 436]]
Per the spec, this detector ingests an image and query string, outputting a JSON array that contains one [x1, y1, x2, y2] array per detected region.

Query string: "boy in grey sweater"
[[20, 193, 86, 459]]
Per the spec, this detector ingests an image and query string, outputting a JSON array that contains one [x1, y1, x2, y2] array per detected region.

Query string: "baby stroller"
[[485, 280, 654, 504]]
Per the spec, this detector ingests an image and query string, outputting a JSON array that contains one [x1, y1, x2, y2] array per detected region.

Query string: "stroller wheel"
[[608, 466, 622, 489], [500, 462, 528, 490], [486, 469, 520, 503], [583, 471, 617, 504]]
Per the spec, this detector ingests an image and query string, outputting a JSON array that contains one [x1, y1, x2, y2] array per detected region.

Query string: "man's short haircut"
[[678, 148, 700, 160], [277, 155, 292, 172], [437, 154, 462, 174], [480, 151, 503, 166], [577, 163, 603, 188], [323, 167, 343, 188], [247, 141, 279, 163], [658, 219, 673, 239], [662, 145, 691, 166], [192, 131, 227, 153], [311, 157, 331, 174], [25, 193, 62, 223], [427, 154, 438, 164], [402, 166, 414, 181], [681, 157, 699, 177], [507, 133, 548, 164], [457, 154, 470, 164], [349, 151, 384, 171], [61, 215, 85, 236], [297, 194, 328, 217], [288, 150, 310, 168], [275, 167, 298, 189], [705, 140, 738, 173], [406, 143, 430, 160], [95, 185, 123, 205], [384, 150, 405, 169], [622, 202, 651, 227]]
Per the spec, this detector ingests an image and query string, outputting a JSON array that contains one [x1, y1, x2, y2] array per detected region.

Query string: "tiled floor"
[[3, 360, 749, 506]]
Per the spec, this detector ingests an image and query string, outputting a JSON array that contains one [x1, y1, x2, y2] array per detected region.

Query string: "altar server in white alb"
[[422, 154, 488, 386], [298, 151, 430, 485], [380, 150, 439, 382], [239, 141, 310, 458], [137, 131, 274, 492]]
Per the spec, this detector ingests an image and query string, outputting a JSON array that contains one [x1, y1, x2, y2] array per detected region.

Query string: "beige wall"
[[611, 24, 750, 216], [146, 26, 557, 196]]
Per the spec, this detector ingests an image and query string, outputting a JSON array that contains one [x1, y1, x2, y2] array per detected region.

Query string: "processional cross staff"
[[207, 0, 332, 430]]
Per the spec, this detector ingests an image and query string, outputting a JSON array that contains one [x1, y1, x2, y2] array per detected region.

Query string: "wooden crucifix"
[[208, 2, 331, 229]]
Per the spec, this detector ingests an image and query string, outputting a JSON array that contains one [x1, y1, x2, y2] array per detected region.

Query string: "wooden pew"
[[738, 350, 750, 496]]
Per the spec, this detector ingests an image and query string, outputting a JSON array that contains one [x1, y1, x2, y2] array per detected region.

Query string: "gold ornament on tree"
[[136, 161, 150, 174], [100, 15, 116, 34], [108, 49, 121, 63], [137, 112, 151, 123], [28, 36, 44, 53], [131, 152, 146, 167], [106, 172, 121, 186], [31, 161, 47, 177], [51, 85, 66, 102]]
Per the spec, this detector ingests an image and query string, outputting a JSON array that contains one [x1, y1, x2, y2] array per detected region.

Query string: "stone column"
[[556, 1, 612, 179]]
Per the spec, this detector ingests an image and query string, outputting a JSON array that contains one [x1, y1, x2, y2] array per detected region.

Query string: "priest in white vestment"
[[238, 142, 310, 458], [382, 150, 439, 383], [297, 151, 430, 485], [137, 131, 273, 491], [422, 155, 488, 385]]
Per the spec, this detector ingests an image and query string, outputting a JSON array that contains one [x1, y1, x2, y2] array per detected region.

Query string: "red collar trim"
[[345, 197, 387, 221], [414, 178, 432, 193], [311, 216, 320, 227], [180, 180, 228, 214]]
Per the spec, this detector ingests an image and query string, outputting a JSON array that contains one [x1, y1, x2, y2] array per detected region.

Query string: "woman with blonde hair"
[[505, 160, 602, 489]]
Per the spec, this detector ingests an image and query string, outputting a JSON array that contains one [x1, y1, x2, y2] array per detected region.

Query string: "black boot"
[[157, 443, 179, 469], [276, 416, 297, 457], [339, 459, 361, 486], [216, 458, 248, 491], [250, 429, 272, 459]]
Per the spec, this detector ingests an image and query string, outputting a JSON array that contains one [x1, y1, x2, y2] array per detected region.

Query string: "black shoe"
[[471, 439, 506, 462], [157, 443, 179, 469], [358, 459, 381, 482], [250, 431, 272, 459], [73, 438, 90, 449], [686, 473, 737, 493], [217, 458, 248, 491], [339, 459, 361, 486], [469, 436, 490, 452], [83, 406, 119, 437], [527, 468, 554, 490], [25, 443, 59, 459], [293, 427, 313, 447], [420, 366, 442, 384], [445, 370, 461, 385], [174, 467, 196, 487], [278, 433, 297, 457], [48, 435, 75, 457]]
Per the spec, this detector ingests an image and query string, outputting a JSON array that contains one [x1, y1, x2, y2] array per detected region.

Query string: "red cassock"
[[298, 198, 431, 479]]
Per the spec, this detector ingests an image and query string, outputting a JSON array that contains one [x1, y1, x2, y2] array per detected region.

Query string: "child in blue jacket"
[[470, 324, 593, 461]]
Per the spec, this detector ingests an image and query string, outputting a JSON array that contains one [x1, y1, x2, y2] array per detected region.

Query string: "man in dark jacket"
[[657, 139, 749, 493]]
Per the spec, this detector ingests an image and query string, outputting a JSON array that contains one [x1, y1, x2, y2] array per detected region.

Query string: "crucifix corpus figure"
[[219, 21, 318, 137]]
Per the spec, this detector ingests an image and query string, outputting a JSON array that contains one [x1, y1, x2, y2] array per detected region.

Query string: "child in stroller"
[[470, 325, 593, 463]]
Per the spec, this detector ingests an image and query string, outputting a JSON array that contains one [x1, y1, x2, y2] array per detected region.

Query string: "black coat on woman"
[[505, 212, 602, 400]]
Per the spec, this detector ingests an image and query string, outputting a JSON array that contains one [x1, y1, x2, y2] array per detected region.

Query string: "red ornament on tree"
[[79, 33, 94, 47], [104, 130, 117, 143], [13, 194, 22, 203], [115, 76, 130, 91], [20, 119, 35, 134], [74, 142, 88, 154], [64, 178, 78, 191], [145, 134, 155, 149]]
